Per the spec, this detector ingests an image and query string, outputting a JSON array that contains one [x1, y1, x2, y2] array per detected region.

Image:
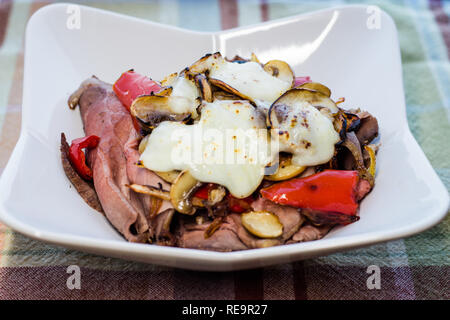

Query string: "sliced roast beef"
[[69, 77, 172, 242], [227, 213, 283, 249], [288, 223, 333, 243], [60, 133, 103, 213], [176, 215, 247, 251], [177, 197, 308, 250]]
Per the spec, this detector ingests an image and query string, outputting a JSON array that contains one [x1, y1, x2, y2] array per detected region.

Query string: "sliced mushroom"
[[208, 186, 227, 205], [268, 88, 340, 167], [263, 60, 295, 87], [148, 196, 163, 219], [204, 217, 224, 239], [187, 52, 222, 75], [194, 74, 213, 103], [127, 184, 171, 201], [298, 82, 331, 98], [333, 110, 361, 142], [269, 89, 339, 119], [138, 135, 150, 154], [342, 131, 374, 186], [160, 72, 178, 87], [68, 86, 85, 109], [191, 184, 226, 208], [250, 52, 261, 64], [212, 89, 242, 101], [154, 86, 173, 96], [170, 170, 202, 215], [364, 145, 376, 177], [209, 78, 256, 105], [154, 170, 180, 184], [265, 153, 306, 181], [241, 211, 284, 239], [130, 95, 191, 129]]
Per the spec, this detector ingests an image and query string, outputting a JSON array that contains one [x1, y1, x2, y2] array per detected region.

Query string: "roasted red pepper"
[[113, 70, 161, 110], [260, 170, 359, 215], [194, 183, 216, 200], [68, 135, 100, 181], [195, 184, 253, 213], [227, 194, 253, 213]]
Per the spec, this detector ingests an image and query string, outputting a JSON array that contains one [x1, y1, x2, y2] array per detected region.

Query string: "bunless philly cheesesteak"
[[63, 76, 377, 251]]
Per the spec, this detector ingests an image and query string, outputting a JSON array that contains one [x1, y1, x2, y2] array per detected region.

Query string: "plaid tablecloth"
[[0, 0, 448, 300]]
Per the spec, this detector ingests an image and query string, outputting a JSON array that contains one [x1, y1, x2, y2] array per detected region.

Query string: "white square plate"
[[0, 3, 448, 271]]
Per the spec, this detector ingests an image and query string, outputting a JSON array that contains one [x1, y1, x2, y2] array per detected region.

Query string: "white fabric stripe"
[[0, 0, 31, 131], [386, 240, 416, 299], [238, 0, 262, 27], [405, 0, 450, 120]]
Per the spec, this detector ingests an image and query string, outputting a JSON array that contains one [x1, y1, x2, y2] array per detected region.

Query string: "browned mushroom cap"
[[333, 110, 361, 142], [130, 95, 191, 129], [208, 78, 256, 105], [154, 170, 181, 184], [263, 60, 295, 87], [170, 170, 202, 215], [160, 72, 178, 87], [154, 86, 173, 96], [341, 131, 375, 186], [187, 52, 222, 75], [212, 89, 242, 101], [265, 153, 306, 181], [138, 135, 150, 154], [194, 74, 213, 103], [298, 82, 332, 98], [268, 89, 339, 128]]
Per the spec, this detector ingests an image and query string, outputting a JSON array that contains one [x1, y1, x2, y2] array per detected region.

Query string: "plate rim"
[[0, 2, 448, 270]]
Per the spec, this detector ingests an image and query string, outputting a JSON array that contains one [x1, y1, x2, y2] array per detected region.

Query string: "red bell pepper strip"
[[68, 135, 100, 181], [113, 70, 161, 110], [194, 183, 216, 200], [260, 170, 359, 215], [227, 194, 253, 213], [194, 184, 253, 213]]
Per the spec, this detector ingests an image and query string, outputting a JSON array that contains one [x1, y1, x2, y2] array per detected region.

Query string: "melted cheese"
[[275, 101, 340, 166], [167, 77, 200, 115], [140, 100, 272, 198], [209, 60, 291, 109]]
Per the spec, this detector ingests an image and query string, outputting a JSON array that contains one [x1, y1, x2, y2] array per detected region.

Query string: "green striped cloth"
[[0, 0, 448, 299]]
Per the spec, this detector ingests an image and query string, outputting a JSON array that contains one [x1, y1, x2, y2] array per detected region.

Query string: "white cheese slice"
[[275, 100, 340, 166], [209, 60, 292, 110], [140, 100, 273, 198], [166, 76, 200, 115]]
